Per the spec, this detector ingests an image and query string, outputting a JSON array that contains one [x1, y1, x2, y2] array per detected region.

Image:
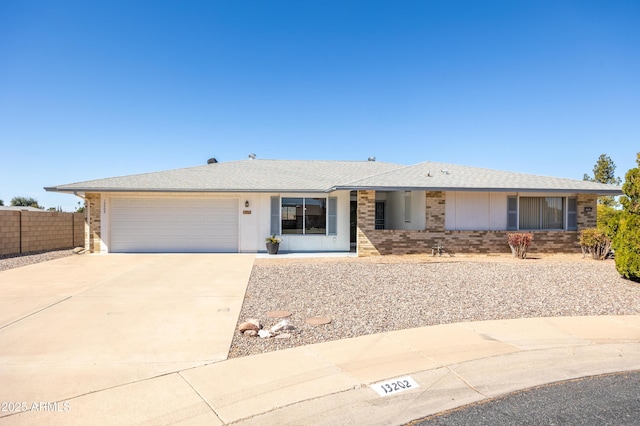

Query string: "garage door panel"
[[110, 198, 238, 253]]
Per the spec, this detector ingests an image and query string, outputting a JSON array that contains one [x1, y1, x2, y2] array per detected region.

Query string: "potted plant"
[[265, 235, 281, 255]]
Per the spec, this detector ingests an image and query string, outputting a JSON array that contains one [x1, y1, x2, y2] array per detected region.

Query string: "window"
[[508, 196, 576, 231], [281, 197, 327, 235], [519, 197, 564, 229], [507, 196, 578, 231]]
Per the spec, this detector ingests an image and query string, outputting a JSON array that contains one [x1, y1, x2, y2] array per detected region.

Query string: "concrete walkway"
[[1, 255, 639, 425]]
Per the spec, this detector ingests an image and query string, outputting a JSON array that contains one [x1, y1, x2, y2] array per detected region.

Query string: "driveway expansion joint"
[[0, 295, 72, 330]]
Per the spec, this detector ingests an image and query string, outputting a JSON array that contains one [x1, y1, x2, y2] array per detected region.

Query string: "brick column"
[[356, 190, 380, 256], [426, 191, 445, 231], [86, 193, 102, 253], [577, 193, 597, 230]]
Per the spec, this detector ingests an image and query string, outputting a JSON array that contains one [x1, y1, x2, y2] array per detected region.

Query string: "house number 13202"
[[371, 376, 420, 397]]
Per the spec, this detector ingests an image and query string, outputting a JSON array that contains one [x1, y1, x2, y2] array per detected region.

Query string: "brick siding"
[[0, 210, 85, 256]]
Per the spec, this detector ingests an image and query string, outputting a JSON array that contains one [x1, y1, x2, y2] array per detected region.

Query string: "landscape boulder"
[[237, 318, 261, 333]]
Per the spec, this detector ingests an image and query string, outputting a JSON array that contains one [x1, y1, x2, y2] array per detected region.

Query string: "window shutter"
[[270, 196, 280, 235], [567, 197, 577, 231], [404, 191, 412, 223], [507, 196, 517, 230], [328, 197, 337, 235]]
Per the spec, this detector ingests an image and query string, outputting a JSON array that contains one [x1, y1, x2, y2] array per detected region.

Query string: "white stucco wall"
[[258, 191, 351, 252]]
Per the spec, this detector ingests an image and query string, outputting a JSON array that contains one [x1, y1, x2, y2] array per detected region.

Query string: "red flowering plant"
[[507, 233, 533, 259]]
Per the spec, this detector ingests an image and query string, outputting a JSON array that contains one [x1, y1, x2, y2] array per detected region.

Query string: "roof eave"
[[332, 186, 623, 195], [45, 187, 331, 194]]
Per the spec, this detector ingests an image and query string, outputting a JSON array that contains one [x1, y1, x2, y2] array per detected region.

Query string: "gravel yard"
[[0, 249, 76, 271], [229, 255, 640, 358], [3, 250, 638, 360]]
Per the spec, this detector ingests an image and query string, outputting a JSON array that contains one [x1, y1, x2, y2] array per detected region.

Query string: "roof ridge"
[[336, 162, 415, 187]]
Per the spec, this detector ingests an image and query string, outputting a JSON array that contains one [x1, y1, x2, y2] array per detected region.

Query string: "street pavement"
[[411, 370, 640, 425]]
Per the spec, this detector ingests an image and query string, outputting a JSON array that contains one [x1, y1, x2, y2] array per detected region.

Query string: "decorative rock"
[[243, 330, 258, 337], [258, 329, 273, 339], [305, 316, 332, 326], [270, 319, 296, 333], [275, 333, 291, 339], [237, 318, 261, 333], [267, 310, 292, 318]]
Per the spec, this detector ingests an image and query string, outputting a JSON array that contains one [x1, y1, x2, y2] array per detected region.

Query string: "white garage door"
[[110, 198, 238, 253]]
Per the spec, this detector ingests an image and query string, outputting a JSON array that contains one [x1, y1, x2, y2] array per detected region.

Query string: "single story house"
[[45, 158, 622, 256]]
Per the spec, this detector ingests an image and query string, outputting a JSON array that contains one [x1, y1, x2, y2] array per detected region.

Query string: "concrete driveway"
[[0, 254, 254, 410]]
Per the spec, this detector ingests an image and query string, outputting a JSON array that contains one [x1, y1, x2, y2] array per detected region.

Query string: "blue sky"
[[1, 0, 638, 211]]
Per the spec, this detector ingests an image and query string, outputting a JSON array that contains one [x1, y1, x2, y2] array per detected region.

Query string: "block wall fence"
[[0, 210, 85, 256]]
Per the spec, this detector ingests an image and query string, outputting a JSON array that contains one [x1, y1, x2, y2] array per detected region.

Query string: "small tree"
[[620, 153, 640, 214], [0, 199, 4, 206], [584, 154, 622, 207], [614, 153, 640, 282], [10, 196, 42, 209]]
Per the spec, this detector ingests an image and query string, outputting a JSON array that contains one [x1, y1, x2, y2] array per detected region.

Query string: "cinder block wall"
[[0, 210, 21, 256], [357, 190, 598, 256], [0, 210, 85, 256]]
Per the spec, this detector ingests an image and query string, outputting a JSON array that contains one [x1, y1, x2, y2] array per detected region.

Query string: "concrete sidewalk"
[[3, 315, 639, 425]]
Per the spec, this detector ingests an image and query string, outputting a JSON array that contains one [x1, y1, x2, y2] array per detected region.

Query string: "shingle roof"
[[45, 159, 402, 193], [335, 161, 622, 194], [45, 159, 622, 195]]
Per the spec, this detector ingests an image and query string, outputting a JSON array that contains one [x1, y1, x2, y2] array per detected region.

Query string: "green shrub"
[[597, 204, 622, 240], [579, 228, 612, 260], [613, 213, 640, 282], [508, 233, 533, 259]]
